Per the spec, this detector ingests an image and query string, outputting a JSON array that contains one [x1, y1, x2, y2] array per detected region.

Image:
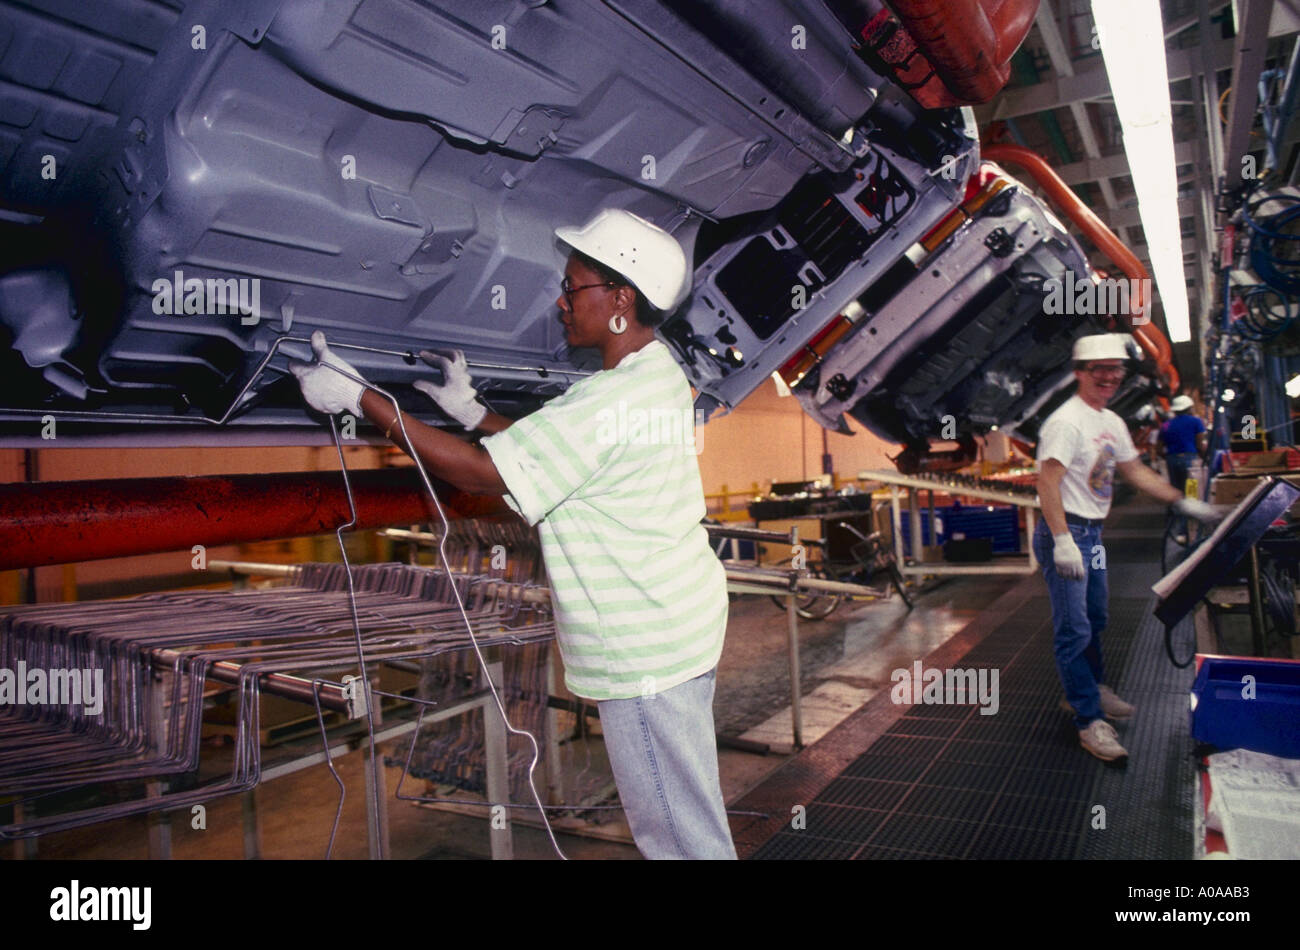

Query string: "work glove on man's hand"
[[1052, 532, 1086, 580], [1172, 496, 1226, 525], [289, 331, 367, 416], [414, 349, 487, 430]]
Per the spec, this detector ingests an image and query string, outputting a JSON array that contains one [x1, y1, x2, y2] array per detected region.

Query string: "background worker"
[[290, 209, 736, 859], [1033, 334, 1222, 763], [1160, 394, 1209, 543]]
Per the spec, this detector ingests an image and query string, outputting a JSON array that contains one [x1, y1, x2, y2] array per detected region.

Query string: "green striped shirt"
[[482, 340, 727, 700]]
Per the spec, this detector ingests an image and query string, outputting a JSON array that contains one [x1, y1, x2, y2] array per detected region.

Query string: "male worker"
[[291, 209, 736, 859], [1033, 334, 1221, 762], [1160, 394, 1208, 542]]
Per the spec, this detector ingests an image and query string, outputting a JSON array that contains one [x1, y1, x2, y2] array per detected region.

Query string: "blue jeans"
[[1032, 520, 1108, 729], [1167, 452, 1197, 534], [1166, 452, 1197, 494], [598, 668, 737, 860]]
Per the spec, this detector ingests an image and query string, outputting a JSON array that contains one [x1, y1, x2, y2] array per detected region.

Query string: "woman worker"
[[290, 209, 735, 859]]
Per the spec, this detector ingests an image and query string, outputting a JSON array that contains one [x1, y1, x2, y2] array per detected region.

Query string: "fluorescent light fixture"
[[1288, 373, 1300, 399], [1091, 1, 1191, 343]]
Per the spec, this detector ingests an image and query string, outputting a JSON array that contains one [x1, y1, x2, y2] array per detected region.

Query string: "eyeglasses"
[[1085, 363, 1127, 380], [561, 276, 615, 299]]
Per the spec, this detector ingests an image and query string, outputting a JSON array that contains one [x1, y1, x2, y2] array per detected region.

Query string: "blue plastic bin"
[[898, 503, 1021, 554], [1190, 657, 1300, 759]]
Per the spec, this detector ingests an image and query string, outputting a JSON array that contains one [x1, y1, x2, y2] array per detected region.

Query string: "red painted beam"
[[880, 0, 1039, 106], [0, 470, 511, 570]]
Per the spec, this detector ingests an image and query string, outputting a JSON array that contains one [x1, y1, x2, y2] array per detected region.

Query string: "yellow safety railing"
[[704, 482, 763, 522]]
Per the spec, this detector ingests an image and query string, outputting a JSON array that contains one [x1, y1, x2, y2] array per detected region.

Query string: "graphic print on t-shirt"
[[1088, 443, 1117, 499]]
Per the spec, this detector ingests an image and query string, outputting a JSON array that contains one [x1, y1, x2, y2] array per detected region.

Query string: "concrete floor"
[[6, 568, 1021, 861]]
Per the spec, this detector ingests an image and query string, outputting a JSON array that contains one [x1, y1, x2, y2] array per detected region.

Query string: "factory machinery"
[[1201, 39, 1300, 476]]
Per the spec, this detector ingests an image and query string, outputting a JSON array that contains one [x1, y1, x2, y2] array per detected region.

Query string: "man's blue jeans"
[[1032, 520, 1108, 729], [598, 668, 737, 859]]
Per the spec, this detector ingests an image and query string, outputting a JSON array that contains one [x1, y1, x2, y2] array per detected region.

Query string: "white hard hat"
[[1170, 394, 1194, 411], [555, 209, 690, 311], [1072, 333, 1132, 362]]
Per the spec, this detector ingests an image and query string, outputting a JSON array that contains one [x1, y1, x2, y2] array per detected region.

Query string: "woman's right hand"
[[413, 349, 487, 430]]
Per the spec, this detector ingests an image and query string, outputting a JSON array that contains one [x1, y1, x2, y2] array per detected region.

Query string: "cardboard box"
[[1228, 449, 1300, 471], [1238, 451, 1289, 469], [1211, 474, 1300, 513]]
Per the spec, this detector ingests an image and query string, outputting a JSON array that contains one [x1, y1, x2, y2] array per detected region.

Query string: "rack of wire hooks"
[[0, 562, 554, 856]]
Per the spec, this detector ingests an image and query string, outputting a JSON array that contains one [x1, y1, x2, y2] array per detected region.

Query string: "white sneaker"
[[1079, 719, 1128, 762], [1098, 685, 1135, 721]]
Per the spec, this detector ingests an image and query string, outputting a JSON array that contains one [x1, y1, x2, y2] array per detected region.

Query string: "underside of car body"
[[787, 161, 1170, 459], [0, 0, 1167, 461]]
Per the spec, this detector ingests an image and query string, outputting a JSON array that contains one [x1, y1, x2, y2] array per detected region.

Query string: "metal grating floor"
[[742, 504, 1196, 860]]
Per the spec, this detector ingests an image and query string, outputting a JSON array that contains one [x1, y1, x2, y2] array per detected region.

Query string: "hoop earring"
[[609, 313, 628, 335]]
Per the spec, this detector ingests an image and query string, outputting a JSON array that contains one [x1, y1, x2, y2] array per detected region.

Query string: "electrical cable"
[[1229, 283, 1293, 341], [1242, 190, 1300, 297]]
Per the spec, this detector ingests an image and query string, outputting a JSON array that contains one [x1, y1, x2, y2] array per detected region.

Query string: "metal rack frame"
[[858, 470, 1042, 576]]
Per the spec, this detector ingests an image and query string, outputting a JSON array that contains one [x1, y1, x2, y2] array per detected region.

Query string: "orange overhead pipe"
[[981, 144, 1180, 394]]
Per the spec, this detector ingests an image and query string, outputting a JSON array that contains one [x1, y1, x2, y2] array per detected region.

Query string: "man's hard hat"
[[1170, 394, 1195, 412], [555, 209, 690, 311], [1072, 333, 1132, 363]]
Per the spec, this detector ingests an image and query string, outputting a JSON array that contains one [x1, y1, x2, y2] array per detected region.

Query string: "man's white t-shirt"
[[1036, 394, 1139, 520]]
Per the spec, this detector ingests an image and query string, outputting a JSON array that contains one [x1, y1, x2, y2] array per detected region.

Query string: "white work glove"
[[1173, 496, 1226, 525], [1052, 532, 1086, 580], [413, 349, 487, 430], [288, 331, 367, 416]]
